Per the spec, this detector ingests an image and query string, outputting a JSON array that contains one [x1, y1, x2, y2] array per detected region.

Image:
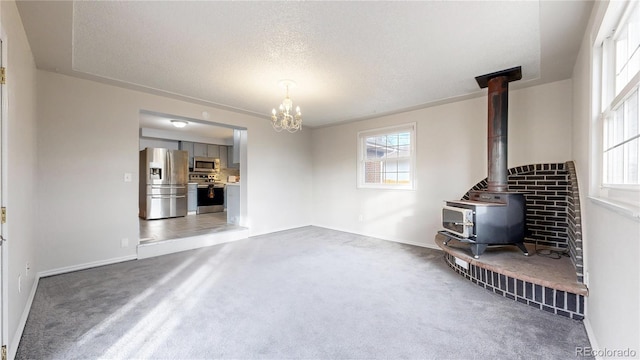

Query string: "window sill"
[[588, 196, 640, 222]]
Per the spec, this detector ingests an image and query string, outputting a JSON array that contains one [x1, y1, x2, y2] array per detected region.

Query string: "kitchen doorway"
[[137, 110, 246, 245]]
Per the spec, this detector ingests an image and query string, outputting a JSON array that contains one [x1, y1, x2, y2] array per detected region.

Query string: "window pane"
[[603, 149, 610, 183], [398, 172, 411, 184], [625, 89, 639, 139], [376, 136, 386, 158], [612, 145, 624, 184], [366, 136, 384, 160], [384, 172, 398, 184], [615, 2, 640, 94], [399, 133, 410, 154], [358, 125, 414, 189], [386, 134, 398, 159], [629, 45, 640, 80], [625, 138, 639, 183], [398, 158, 411, 172], [604, 115, 611, 150], [364, 161, 382, 183], [384, 159, 398, 173], [365, 172, 381, 184], [610, 106, 625, 146], [615, 29, 628, 95]]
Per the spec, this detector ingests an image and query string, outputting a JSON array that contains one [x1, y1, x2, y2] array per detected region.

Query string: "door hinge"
[[1, 207, 5, 224], [0, 67, 5, 85], [1, 345, 6, 360]]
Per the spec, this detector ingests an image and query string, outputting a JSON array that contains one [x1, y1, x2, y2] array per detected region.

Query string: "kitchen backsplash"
[[220, 167, 240, 182]]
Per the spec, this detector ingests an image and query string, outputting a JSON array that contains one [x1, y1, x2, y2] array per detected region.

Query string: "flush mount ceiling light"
[[271, 80, 302, 133], [171, 120, 188, 128]]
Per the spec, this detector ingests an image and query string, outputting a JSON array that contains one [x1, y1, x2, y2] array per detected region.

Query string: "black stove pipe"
[[475, 67, 522, 192]]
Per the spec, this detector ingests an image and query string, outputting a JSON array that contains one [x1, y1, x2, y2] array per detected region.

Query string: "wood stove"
[[439, 66, 529, 258], [441, 191, 528, 258]]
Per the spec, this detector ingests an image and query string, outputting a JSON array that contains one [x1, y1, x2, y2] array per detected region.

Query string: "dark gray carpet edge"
[[16, 226, 592, 359]]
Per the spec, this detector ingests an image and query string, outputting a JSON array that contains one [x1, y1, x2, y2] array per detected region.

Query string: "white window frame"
[[357, 123, 416, 190], [594, 1, 640, 209]]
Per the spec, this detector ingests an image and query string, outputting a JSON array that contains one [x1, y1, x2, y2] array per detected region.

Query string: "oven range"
[[189, 173, 224, 214]]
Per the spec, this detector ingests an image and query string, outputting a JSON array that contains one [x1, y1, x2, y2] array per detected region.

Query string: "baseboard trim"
[[247, 224, 311, 238], [312, 225, 439, 250], [37, 254, 138, 278], [583, 317, 601, 360], [9, 276, 39, 360]]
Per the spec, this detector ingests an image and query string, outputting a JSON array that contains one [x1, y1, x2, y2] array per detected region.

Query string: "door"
[[0, 37, 7, 358], [168, 150, 187, 185]]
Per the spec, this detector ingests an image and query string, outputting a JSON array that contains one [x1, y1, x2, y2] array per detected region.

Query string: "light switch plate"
[[124, 173, 132, 182]]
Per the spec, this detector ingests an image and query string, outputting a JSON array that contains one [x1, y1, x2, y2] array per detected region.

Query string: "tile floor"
[[139, 212, 241, 243]]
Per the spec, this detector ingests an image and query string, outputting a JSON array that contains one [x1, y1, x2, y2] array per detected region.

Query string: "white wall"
[[36, 70, 313, 273], [139, 137, 179, 151], [311, 80, 573, 248], [572, 1, 640, 353], [1, 0, 38, 357]]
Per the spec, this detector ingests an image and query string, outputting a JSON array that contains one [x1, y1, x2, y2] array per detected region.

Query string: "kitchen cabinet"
[[226, 183, 240, 225], [183, 142, 228, 168], [187, 183, 197, 213], [227, 146, 238, 169], [193, 143, 208, 157], [219, 146, 228, 169], [179, 141, 195, 168], [207, 144, 220, 158]]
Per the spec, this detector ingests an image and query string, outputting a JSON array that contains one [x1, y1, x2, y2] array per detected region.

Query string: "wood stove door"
[[442, 206, 474, 238]]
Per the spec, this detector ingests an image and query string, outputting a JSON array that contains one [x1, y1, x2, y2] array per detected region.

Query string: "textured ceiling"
[[17, 1, 593, 128]]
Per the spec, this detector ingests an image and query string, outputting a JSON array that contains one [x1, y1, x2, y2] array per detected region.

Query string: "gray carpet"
[[16, 226, 592, 359]]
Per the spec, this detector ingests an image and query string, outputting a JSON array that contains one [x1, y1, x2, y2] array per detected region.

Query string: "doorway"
[[137, 110, 246, 244]]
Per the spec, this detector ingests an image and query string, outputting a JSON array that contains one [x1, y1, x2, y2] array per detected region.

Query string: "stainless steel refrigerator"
[[139, 148, 189, 220]]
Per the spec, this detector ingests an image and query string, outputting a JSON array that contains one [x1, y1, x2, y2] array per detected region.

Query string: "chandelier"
[[271, 80, 302, 133]]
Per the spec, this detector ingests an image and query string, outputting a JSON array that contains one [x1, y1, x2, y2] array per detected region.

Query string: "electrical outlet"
[[121, 238, 129, 248], [358, 214, 364, 222], [18, 274, 22, 293], [26, 262, 30, 277], [124, 173, 132, 182]]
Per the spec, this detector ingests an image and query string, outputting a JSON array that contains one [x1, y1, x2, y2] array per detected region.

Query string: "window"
[[597, 1, 640, 205], [603, 89, 639, 185], [357, 123, 416, 189]]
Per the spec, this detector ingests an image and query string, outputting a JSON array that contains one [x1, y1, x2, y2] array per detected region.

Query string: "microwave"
[[193, 157, 220, 172]]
